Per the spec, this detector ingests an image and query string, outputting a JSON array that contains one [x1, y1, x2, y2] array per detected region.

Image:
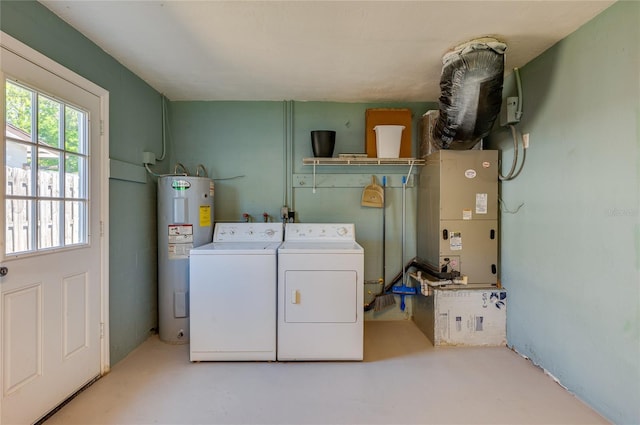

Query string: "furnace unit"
[[417, 150, 498, 285]]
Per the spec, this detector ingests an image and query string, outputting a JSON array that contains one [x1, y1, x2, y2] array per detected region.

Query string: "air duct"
[[432, 37, 507, 150]]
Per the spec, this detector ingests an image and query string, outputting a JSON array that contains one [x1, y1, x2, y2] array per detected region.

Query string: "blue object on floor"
[[391, 284, 417, 311]]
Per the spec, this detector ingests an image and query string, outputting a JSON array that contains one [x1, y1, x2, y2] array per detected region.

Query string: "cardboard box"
[[413, 288, 506, 346], [365, 108, 412, 158]]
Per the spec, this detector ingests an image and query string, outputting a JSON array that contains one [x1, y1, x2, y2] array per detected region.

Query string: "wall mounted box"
[[365, 108, 412, 158], [413, 288, 506, 346]]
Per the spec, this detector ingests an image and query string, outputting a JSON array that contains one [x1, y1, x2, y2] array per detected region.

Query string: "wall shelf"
[[302, 157, 423, 193], [302, 157, 424, 166]]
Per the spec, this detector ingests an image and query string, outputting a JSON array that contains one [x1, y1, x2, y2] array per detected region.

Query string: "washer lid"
[[191, 241, 282, 254], [278, 240, 363, 254]]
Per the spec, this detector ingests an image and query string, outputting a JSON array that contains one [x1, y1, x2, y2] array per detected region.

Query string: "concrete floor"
[[45, 321, 607, 424]]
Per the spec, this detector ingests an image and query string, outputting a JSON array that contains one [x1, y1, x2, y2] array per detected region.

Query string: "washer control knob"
[[265, 229, 275, 237], [337, 227, 348, 236]]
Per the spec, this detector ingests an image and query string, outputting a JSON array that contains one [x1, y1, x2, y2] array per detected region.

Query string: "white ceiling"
[[39, 1, 615, 102]]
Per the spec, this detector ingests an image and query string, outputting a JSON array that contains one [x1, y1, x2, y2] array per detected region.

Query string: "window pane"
[[6, 199, 33, 254], [65, 105, 86, 154], [38, 200, 61, 249], [5, 81, 32, 136], [5, 80, 90, 255], [65, 153, 85, 199], [6, 141, 32, 196], [37, 94, 61, 148], [38, 147, 61, 197], [65, 200, 86, 245]]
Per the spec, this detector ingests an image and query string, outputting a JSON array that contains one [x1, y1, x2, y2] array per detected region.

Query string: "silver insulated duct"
[[432, 37, 507, 150]]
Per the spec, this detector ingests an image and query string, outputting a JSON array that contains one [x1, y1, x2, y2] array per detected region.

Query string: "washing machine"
[[189, 222, 283, 361], [277, 223, 364, 361]]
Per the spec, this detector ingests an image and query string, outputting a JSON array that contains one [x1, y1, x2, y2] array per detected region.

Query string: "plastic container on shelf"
[[374, 125, 404, 158]]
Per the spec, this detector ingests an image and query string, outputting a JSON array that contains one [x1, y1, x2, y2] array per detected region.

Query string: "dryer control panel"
[[213, 223, 284, 242], [285, 223, 355, 242]]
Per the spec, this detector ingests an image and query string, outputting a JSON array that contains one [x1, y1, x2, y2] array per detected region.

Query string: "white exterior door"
[[1, 35, 108, 425]]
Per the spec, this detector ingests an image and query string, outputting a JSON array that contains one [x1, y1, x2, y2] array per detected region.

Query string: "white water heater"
[[158, 176, 214, 343]]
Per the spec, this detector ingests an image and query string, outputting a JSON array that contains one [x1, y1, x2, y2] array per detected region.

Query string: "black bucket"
[[311, 130, 336, 157]]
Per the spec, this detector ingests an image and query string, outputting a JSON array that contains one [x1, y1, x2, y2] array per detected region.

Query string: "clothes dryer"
[[277, 223, 364, 361], [189, 222, 283, 361]]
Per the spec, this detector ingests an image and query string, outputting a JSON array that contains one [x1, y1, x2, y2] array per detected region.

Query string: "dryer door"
[[284, 270, 357, 323]]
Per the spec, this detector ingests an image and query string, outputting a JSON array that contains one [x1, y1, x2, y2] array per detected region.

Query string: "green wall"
[[169, 100, 435, 319], [487, 2, 640, 423], [1, 1, 163, 365], [291, 101, 433, 321], [168, 101, 286, 222]]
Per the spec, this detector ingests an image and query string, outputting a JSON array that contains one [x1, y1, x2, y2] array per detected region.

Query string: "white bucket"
[[374, 125, 404, 158]]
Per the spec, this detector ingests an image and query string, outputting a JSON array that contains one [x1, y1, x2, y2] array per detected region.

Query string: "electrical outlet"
[[522, 133, 529, 149]]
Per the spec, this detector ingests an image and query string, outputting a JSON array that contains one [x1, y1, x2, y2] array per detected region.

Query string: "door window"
[[5, 80, 88, 255]]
